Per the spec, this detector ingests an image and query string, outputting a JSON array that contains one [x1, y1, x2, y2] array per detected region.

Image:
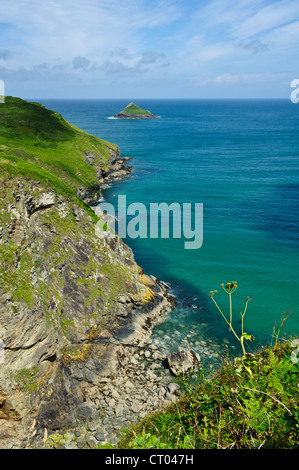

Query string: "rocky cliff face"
[[77, 146, 133, 203], [0, 175, 175, 447]]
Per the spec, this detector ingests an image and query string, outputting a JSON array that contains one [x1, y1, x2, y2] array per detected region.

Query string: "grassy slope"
[[122, 102, 151, 115], [0, 154, 98, 222], [0, 96, 117, 196]]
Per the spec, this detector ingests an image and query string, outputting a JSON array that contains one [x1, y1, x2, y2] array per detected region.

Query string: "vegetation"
[[121, 102, 152, 115], [209, 281, 254, 359], [12, 366, 39, 392], [114, 284, 299, 450], [0, 96, 117, 197], [0, 154, 98, 222], [117, 339, 299, 449], [2, 98, 297, 449]]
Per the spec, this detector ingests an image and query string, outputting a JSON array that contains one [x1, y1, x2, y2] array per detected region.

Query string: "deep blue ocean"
[[40, 98, 299, 358]]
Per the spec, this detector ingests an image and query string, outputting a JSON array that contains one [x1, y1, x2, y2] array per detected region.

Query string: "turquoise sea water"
[[41, 99, 299, 357]]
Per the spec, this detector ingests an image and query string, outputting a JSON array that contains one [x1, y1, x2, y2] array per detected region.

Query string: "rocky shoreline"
[[14, 341, 180, 449], [0, 119, 215, 449], [3, 322, 222, 449], [114, 113, 158, 120], [0, 172, 178, 449], [77, 148, 133, 204], [100, 156, 133, 188], [8, 329, 214, 449], [0, 98, 185, 449]]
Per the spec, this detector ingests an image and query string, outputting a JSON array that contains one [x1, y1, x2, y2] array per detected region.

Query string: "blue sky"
[[0, 0, 298, 99]]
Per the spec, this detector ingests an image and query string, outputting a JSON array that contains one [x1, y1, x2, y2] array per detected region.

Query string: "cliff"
[[0, 98, 175, 448], [114, 102, 159, 120], [0, 97, 133, 204]]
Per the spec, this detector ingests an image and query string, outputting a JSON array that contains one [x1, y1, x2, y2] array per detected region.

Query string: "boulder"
[[166, 349, 201, 376], [167, 382, 181, 395]]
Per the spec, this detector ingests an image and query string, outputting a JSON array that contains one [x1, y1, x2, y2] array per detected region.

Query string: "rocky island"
[[0, 97, 176, 449], [113, 102, 159, 120]]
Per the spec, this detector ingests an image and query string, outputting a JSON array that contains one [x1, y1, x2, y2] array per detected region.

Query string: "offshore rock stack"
[[113, 102, 159, 120]]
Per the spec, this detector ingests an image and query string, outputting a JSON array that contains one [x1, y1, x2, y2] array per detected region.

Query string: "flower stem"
[[211, 297, 241, 344]]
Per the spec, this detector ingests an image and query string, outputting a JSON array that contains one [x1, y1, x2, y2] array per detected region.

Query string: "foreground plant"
[[272, 310, 290, 349], [117, 339, 299, 449], [116, 284, 298, 450], [209, 282, 254, 358]]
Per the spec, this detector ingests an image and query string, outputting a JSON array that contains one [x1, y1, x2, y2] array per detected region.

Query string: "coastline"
[[0, 135, 178, 449]]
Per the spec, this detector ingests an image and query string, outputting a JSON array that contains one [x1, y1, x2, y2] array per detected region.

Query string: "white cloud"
[[194, 0, 257, 30], [193, 0, 299, 42], [1, 0, 298, 98], [0, 0, 180, 64], [185, 34, 234, 62], [232, 1, 299, 40]]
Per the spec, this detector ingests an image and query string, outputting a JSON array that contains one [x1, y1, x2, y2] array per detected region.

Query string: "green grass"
[[117, 340, 299, 449], [12, 366, 39, 392], [0, 154, 98, 223], [0, 96, 117, 193], [121, 102, 151, 115]]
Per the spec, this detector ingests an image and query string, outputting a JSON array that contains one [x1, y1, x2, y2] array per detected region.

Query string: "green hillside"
[[123, 102, 151, 115], [0, 96, 117, 195]]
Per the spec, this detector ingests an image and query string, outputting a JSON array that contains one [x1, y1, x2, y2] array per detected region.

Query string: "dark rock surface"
[[166, 349, 201, 376], [79, 147, 133, 202], [0, 176, 175, 448]]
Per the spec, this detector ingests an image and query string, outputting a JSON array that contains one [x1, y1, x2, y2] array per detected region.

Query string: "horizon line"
[[24, 96, 291, 101]]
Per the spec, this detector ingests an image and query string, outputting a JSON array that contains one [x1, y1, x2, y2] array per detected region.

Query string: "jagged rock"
[[94, 431, 106, 442], [115, 404, 124, 417], [168, 383, 181, 395], [132, 402, 144, 413], [166, 350, 201, 376], [82, 149, 133, 192]]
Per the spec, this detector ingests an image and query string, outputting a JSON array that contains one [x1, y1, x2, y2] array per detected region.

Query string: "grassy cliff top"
[[0, 96, 117, 194]]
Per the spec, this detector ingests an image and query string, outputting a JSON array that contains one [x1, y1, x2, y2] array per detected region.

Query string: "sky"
[[0, 0, 298, 99]]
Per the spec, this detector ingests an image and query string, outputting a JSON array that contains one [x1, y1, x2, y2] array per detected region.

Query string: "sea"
[[40, 98, 299, 360]]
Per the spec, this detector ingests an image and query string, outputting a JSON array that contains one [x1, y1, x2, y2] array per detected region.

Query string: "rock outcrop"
[[166, 349, 201, 376], [78, 148, 133, 203], [0, 175, 175, 448]]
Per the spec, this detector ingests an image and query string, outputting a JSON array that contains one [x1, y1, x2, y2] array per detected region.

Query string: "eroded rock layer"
[[0, 176, 175, 447]]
